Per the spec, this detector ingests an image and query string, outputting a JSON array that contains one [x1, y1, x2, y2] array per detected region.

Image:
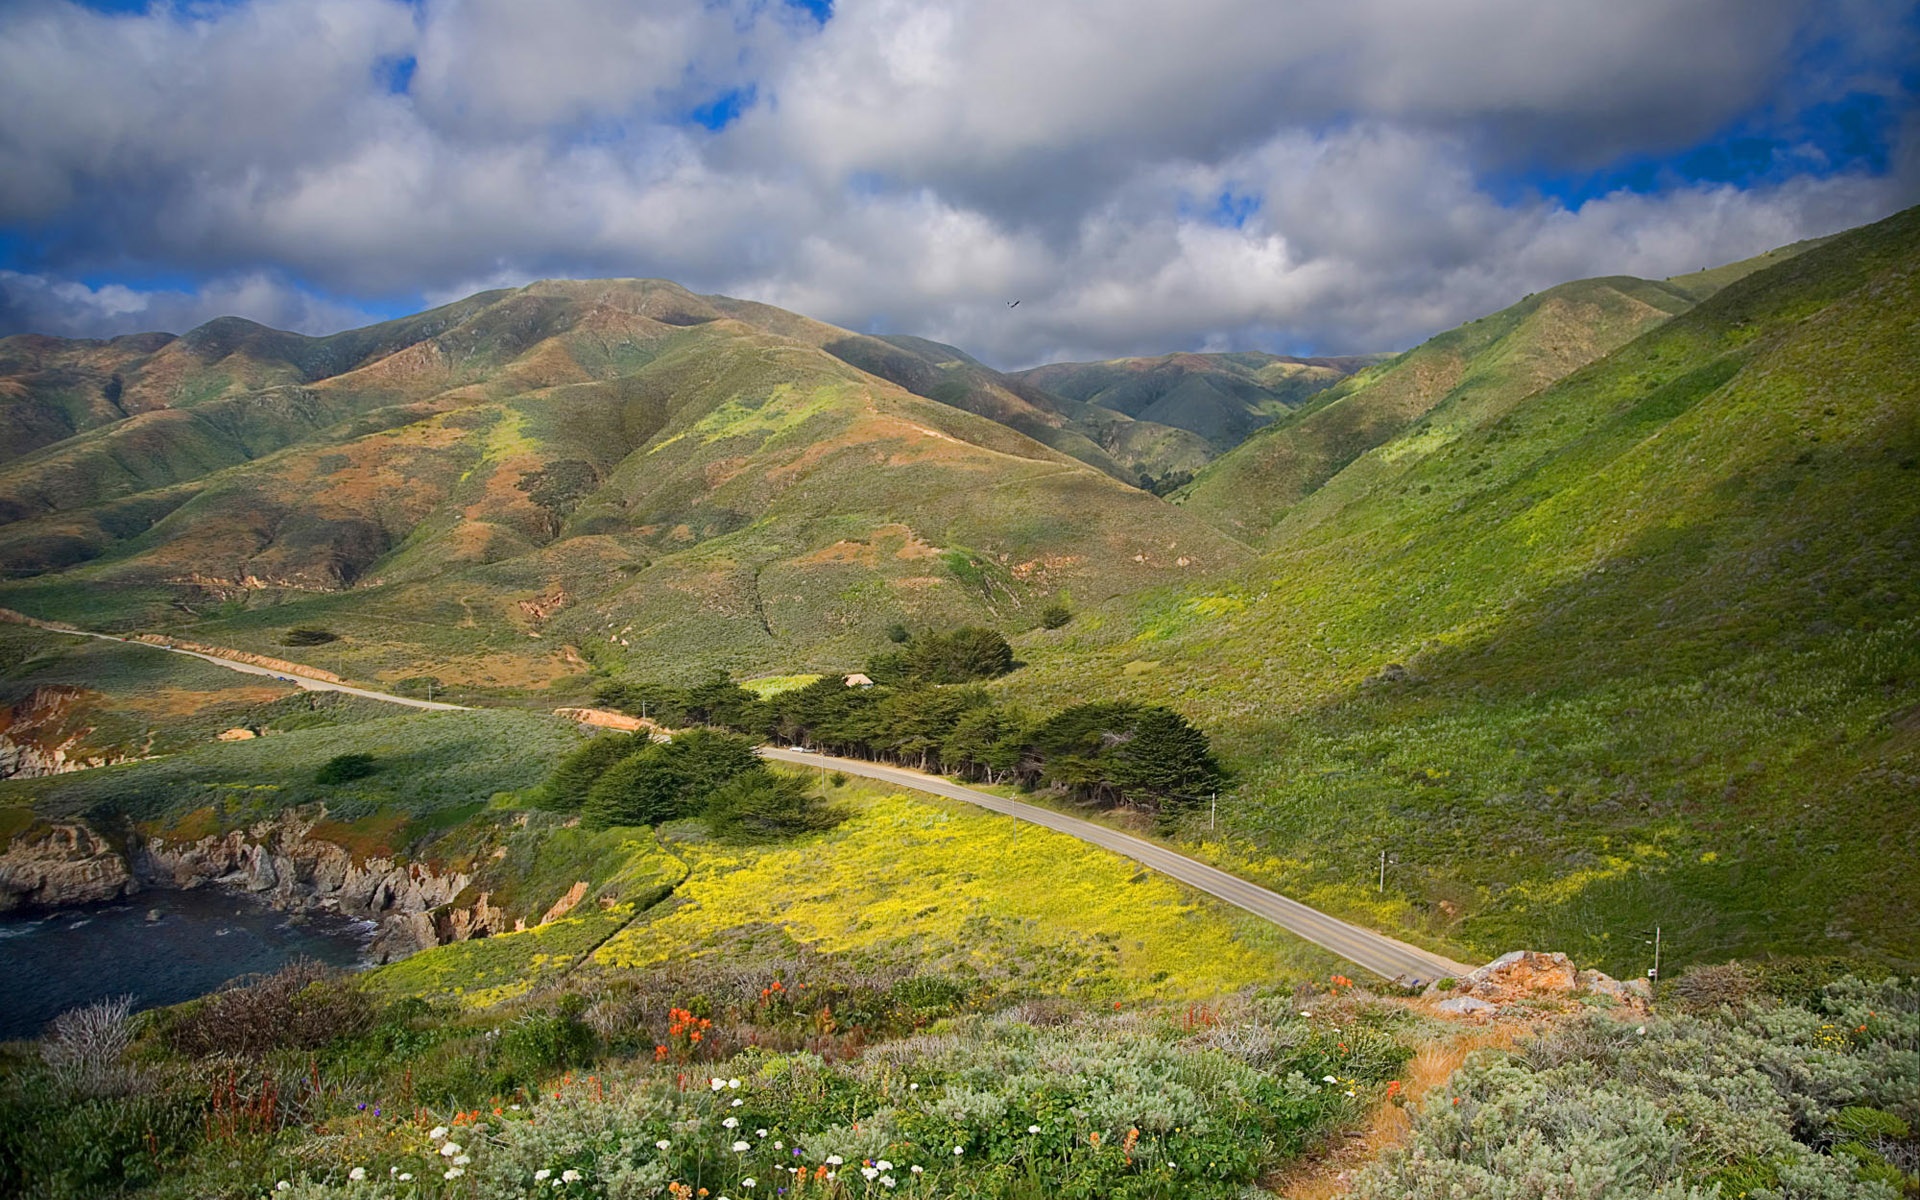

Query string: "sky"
[[0, 0, 1915, 368]]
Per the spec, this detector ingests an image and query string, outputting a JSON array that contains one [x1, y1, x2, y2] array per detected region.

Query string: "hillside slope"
[[1176, 246, 1818, 541], [1018, 350, 1371, 455], [1009, 206, 1920, 974], [0, 281, 1240, 693]]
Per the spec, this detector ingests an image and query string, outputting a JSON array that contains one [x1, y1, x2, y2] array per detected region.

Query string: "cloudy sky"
[[1, 0, 1915, 366]]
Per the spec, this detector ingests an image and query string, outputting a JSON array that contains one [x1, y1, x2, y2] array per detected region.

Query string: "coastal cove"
[[0, 888, 370, 1041]]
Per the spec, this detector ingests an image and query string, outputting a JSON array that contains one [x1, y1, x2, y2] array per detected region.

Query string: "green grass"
[[0, 708, 582, 828], [1008, 205, 1920, 977]]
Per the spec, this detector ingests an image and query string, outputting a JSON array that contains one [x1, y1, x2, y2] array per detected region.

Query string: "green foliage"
[[869, 625, 1016, 685], [579, 728, 762, 829], [539, 732, 644, 811], [1038, 601, 1073, 630], [1026, 702, 1225, 810], [701, 771, 845, 842], [312, 752, 377, 785], [278, 626, 338, 646]]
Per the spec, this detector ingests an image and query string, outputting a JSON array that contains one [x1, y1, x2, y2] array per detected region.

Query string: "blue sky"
[[2, 0, 1914, 365]]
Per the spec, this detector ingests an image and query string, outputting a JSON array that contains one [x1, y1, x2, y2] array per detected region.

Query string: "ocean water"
[[0, 888, 373, 1041]]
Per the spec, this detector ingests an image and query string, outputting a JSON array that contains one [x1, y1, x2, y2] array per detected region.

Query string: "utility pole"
[[1209, 792, 1217, 831], [1651, 925, 1662, 983], [1379, 849, 1387, 893], [426, 679, 433, 703]]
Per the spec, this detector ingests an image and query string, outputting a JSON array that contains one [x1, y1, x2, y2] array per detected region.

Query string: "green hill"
[[1175, 246, 1818, 542], [0, 281, 1242, 695], [1017, 350, 1372, 464], [1008, 206, 1920, 975]]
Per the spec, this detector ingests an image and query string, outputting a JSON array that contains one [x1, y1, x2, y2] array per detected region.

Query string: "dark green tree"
[[540, 732, 644, 811], [580, 729, 761, 828], [703, 772, 844, 842]]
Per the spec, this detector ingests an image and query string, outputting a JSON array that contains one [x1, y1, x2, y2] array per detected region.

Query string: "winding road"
[[31, 617, 1475, 981], [761, 747, 1476, 983]]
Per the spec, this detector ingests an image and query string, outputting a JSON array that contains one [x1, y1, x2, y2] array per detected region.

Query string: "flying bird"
[[1006, 300, 1020, 308]]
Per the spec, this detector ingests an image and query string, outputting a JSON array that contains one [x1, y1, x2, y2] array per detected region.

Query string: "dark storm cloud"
[[0, 0, 1913, 363]]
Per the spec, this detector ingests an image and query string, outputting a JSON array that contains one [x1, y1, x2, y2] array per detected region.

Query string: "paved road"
[[50, 627, 468, 712], [763, 747, 1476, 983]]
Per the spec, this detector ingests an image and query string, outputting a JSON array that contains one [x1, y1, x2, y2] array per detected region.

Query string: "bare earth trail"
[[761, 747, 1477, 982]]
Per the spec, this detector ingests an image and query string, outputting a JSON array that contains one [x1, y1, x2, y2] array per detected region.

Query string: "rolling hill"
[[1007, 205, 1920, 975], [1017, 350, 1374, 461], [0, 281, 1242, 694], [1174, 247, 1823, 541]]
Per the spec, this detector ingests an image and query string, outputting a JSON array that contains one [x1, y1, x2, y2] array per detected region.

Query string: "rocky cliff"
[[0, 821, 136, 912], [135, 811, 507, 961], [0, 809, 508, 961]]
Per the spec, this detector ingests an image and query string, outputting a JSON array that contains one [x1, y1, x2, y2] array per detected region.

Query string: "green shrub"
[[1039, 602, 1073, 630], [278, 627, 338, 646], [702, 772, 844, 842], [312, 753, 377, 785]]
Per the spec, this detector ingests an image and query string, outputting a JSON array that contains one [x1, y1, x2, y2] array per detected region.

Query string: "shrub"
[[39, 996, 137, 1097], [580, 729, 761, 829], [278, 627, 338, 646], [313, 753, 377, 785], [1039, 601, 1073, 629], [702, 772, 845, 842], [164, 960, 373, 1058]]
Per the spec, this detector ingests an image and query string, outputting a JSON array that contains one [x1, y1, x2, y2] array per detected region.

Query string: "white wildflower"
[[348, 1167, 366, 1181], [728, 1078, 741, 1089], [876, 1161, 892, 1171], [774, 1141, 784, 1150], [277, 1185, 290, 1193], [881, 1176, 896, 1188], [429, 1126, 449, 1140], [953, 1146, 964, 1156], [562, 1170, 582, 1183], [656, 1140, 671, 1151], [1028, 1125, 1041, 1134], [862, 1166, 879, 1180], [397, 1174, 413, 1182], [910, 1165, 924, 1175], [827, 1155, 843, 1166], [909, 1082, 919, 1090], [731, 1098, 744, 1107], [444, 1167, 464, 1180], [1322, 1075, 1338, 1084], [711, 1078, 727, 1091], [535, 1170, 552, 1181], [742, 1179, 756, 1189], [440, 1141, 463, 1157], [723, 1117, 740, 1129], [757, 1129, 769, 1138], [454, 1155, 471, 1166], [733, 1141, 751, 1152]]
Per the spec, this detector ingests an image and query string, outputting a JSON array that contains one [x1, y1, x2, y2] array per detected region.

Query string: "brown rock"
[[0, 822, 136, 910]]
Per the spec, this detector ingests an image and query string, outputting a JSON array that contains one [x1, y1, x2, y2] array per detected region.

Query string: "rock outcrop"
[[0, 685, 130, 779], [1428, 950, 1652, 1017], [135, 811, 507, 962], [0, 822, 137, 911]]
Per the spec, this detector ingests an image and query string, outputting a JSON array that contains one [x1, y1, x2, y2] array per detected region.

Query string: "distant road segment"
[[46, 626, 468, 712], [761, 747, 1476, 983]]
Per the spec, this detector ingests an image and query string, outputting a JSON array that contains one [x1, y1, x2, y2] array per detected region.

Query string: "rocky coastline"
[[0, 811, 508, 962]]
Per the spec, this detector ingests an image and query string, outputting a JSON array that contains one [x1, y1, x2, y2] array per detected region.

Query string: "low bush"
[[1355, 974, 1920, 1200], [164, 961, 373, 1059]]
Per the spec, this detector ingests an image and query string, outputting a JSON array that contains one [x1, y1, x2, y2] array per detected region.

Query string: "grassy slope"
[[0, 281, 1242, 693], [1017, 350, 1370, 454], [1006, 206, 1920, 976]]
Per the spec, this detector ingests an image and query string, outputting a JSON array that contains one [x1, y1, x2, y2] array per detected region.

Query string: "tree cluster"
[[865, 625, 1015, 685], [594, 673, 1224, 817], [538, 727, 841, 840]]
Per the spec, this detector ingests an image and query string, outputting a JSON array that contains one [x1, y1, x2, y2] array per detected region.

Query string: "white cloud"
[[0, 0, 1911, 363], [0, 269, 384, 340]]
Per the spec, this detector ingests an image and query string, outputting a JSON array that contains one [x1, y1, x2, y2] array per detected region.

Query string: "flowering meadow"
[[0, 961, 1408, 1200]]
